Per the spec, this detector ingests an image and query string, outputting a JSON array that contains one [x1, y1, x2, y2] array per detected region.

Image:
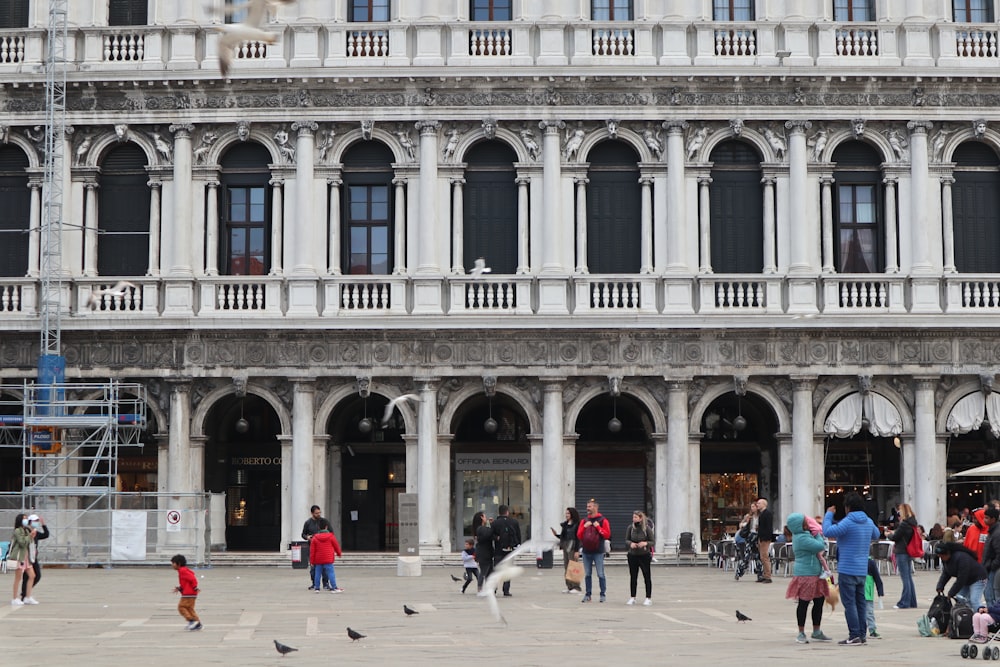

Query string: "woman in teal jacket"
[[785, 513, 832, 644]]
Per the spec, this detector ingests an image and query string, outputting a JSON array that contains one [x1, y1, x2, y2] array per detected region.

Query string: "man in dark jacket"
[[492, 505, 521, 597], [20, 513, 49, 602], [302, 505, 330, 590], [938, 541, 990, 610], [981, 508, 1000, 605], [756, 498, 774, 583]]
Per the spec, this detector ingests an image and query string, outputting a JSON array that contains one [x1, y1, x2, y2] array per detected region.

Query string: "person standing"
[[460, 539, 478, 594], [785, 513, 832, 644], [301, 505, 330, 590], [756, 498, 774, 583], [735, 501, 761, 581], [823, 491, 880, 645], [577, 498, 611, 603], [19, 513, 48, 603], [170, 554, 201, 630], [936, 541, 989, 610], [8, 514, 36, 606], [473, 512, 494, 594], [491, 505, 521, 597], [551, 507, 581, 593], [982, 508, 1000, 604], [887, 503, 919, 608], [308, 518, 344, 593], [625, 510, 653, 606]]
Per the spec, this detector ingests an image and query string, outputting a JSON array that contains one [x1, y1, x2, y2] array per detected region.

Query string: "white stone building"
[[2, 0, 1000, 555]]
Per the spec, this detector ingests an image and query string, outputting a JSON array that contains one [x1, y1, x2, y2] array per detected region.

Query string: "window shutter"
[[98, 145, 150, 276], [586, 173, 641, 274], [108, 0, 148, 27], [0, 147, 30, 276], [709, 171, 763, 273], [953, 174, 1000, 273], [0, 0, 29, 29]]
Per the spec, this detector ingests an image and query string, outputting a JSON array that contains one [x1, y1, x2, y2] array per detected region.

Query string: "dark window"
[[592, 0, 633, 20], [955, 0, 994, 22], [0, 147, 29, 277], [342, 142, 394, 275], [0, 0, 29, 29], [834, 0, 876, 21], [586, 141, 641, 274], [225, 0, 248, 24], [713, 0, 754, 20], [98, 144, 149, 276], [108, 0, 148, 26], [350, 0, 389, 22], [709, 141, 763, 273], [832, 141, 883, 273], [952, 142, 1000, 273], [471, 0, 512, 20], [219, 143, 271, 276], [463, 141, 518, 274]]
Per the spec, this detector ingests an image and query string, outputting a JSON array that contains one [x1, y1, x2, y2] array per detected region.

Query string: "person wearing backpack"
[[491, 505, 521, 597], [576, 498, 611, 603], [886, 503, 919, 609]]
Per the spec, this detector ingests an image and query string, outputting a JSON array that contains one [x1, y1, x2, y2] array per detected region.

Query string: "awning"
[[952, 461, 1000, 478], [946, 392, 1000, 438], [823, 391, 903, 438]]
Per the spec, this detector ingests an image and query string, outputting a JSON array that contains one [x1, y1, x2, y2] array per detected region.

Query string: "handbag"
[[566, 558, 585, 585]]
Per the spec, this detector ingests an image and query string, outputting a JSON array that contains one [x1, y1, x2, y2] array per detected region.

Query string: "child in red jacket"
[[309, 518, 344, 593], [171, 554, 202, 630]]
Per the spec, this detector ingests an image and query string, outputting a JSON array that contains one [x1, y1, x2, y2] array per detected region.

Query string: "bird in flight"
[[482, 539, 556, 626], [735, 610, 752, 622], [211, 0, 294, 78], [469, 257, 492, 279], [347, 627, 366, 641], [403, 604, 419, 616], [381, 394, 419, 427], [85, 281, 137, 310], [274, 639, 298, 655]]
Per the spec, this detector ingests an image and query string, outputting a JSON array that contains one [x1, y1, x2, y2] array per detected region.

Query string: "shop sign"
[[119, 457, 157, 472], [231, 456, 281, 466], [398, 493, 419, 556], [455, 453, 530, 470]]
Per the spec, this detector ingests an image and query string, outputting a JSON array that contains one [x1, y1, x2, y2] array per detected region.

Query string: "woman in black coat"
[[472, 512, 494, 593], [936, 541, 989, 609]]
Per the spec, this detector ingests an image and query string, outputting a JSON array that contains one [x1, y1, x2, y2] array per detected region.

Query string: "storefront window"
[[701, 472, 757, 544], [455, 453, 530, 544]]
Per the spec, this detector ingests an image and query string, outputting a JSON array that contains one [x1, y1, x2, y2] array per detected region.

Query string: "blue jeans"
[[988, 571, 996, 606], [582, 552, 606, 597], [958, 579, 987, 610], [865, 599, 877, 633], [313, 563, 336, 590], [839, 573, 867, 640], [896, 554, 918, 608]]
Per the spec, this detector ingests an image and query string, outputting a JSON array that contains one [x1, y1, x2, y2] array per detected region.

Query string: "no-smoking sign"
[[166, 510, 181, 532]]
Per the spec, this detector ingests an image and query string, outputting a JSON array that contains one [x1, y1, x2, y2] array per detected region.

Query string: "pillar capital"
[[168, 124, 195, 138], [662, 120, 689, 134], [292, 121, 319, 136], [907, 120, 934, 135], [539, 119, 565, 134], [415, 120, 440, 136], [784, 120, 813, 134]]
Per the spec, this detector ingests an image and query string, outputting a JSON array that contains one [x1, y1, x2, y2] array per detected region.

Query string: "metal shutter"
[[575, 467, 645, 551]]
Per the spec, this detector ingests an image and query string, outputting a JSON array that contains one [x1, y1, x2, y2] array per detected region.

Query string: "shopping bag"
[[566, 558, 585, 585]]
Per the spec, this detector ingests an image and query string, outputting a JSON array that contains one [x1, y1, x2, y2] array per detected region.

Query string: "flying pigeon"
[[450, 574, 461, 582], [735, 610, 752, 622], [381, 394, 419, 426], [482, 539, 557, 626], [469, 257, 492, 279], [403, 605, 419, 616], [85, 281, 137, 310], [274, 639, 298, 656], [211, 0, 294, 78], [347, 627, 366, 642]]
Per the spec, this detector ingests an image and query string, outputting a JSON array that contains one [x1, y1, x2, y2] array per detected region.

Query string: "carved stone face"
[[237, 121, 250, 142]]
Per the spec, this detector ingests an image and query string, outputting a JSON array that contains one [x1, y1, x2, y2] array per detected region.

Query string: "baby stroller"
[[958, 597, 1000, 660]]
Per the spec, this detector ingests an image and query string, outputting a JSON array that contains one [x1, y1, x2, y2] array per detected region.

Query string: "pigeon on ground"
[[85, 281, 137, 310], [274, 639, 298, 656], [482, 539, 557, 626], [381, 394, 419, 426], [347, 627, 366, 641], [450, 574, 461, 582], [735, 610, 752, 622], [210, 0, 293, 77], [403, 605, 418, 616], [469, 257, 492, 278]]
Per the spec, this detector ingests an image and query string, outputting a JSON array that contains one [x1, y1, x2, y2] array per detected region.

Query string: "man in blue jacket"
[[823, 492, 880, 646]]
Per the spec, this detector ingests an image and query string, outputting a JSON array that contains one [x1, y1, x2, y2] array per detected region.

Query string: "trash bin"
[[290, 541, 309, 569], [536, 549, 554, 569]]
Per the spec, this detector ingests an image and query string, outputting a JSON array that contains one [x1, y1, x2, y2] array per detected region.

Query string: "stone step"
[[206, 551, 709, 568]]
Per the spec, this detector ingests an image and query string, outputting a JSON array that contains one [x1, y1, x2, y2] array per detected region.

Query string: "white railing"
[[592, 27, 634, 56], [0, 35, 24, 63], [469, 28, 512, 56], [79, 280, 144, 312], [821, 276, 906, 311], [340, 281, 392, 310], [201, 279, 271, 312], [237, 40, 268, 61], [322, 276, 406, 315], [710, 280, 766, 309], [573, 276, 657, 313], [958, 279, 1000, 308], [448, 277, 532, 314], [347, 30, 389, 57], [715, 27, 757, 56], [0, 283, 23, 312], [956, 28, 999, 58], [836, 26, 879, 56], [103, 32, 145, 61]]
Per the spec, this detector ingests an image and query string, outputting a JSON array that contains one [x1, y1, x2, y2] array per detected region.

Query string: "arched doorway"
[[204, 394, 281, 551]]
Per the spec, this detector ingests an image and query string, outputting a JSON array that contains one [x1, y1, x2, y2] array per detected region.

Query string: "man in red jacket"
[[576, 498, 611, 603], [309, 518, 344, 593]]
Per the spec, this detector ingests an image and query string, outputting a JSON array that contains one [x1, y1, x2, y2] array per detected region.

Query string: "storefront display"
[[700, 472, 757, 545]]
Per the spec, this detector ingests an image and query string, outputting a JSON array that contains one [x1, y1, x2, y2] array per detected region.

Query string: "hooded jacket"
[[964, 508, 988, 561], [787, 513, 826, 578], [823, 509, 880, 576], [937, 544, 988, 598], [308, 530, 342, 566]]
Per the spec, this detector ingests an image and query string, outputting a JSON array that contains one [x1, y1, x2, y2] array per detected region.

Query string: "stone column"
[[912, 378, 942, 526], [27, 180, 41, 276], [697, 176, 712, 273], [392, 177, 406, 274], [639, 175, 653, 274], [83, 181, 98, 276], [540, 120, 564, 274], [820, 176, 835, 273], [664, 380, 689, 552], [279, 435, 293, 549], [450, 177, 465, 274], [168, 124, 195, 276], [312, 435, 328, 529], [762, 176, 776, 273], [908, 121, 933, 272], [327, 177, 342, 274], [574, 176, 589, 273], [664, 121, 688, 272], [204, 180, 219, 276], [166, 380, 192, 495], [515, 176, 530, 274], [437, 434, 453, 550], [542, 380, 565, 540], [269, 177, 284, 275], [147, 179, 162, 276], [776, 434, 793, 527], [415, 121, 440, 274], [941, 177, 956, 273], [291, 121, 318, 274], [417, 379, 440, 547], [786, 120, 813, 273], [291, 381, 316, 546], [883, 175, 899, 273], [651, 431, 668, 553], [791, 378, 817, 513]]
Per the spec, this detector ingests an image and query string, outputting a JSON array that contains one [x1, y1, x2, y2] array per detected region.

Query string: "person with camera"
[[18, 513, 48, 603]]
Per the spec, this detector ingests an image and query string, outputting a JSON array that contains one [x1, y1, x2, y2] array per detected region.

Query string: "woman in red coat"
[[309, 518, 343, 593]]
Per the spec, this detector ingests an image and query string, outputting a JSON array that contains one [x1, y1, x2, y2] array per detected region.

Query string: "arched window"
[[586, 140, 640, 274], [832, 141, 883, 273], [952, 141, 1000, 273], [463, 140, 517, 274], [98, 144, 149, 276], [342, 141, 394, 275], [0, 146, 29, 277], [709, 140, 763, 273], [219, 143, 271, 276]]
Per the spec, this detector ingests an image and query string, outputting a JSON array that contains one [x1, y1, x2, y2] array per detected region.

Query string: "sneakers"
[[970, 634, 989, 644], [811, 630, 832, 641], [582, 595, 592, 603], [189, 622, 203, 631], [599, 595, 606, 603], [307, 585, 316, 591], [869, 631, 882, 639], [11, 598, 23, 606], [643, 598, 652, 606], [22, 597, 38, 605], [796, 632, 809, 644], [626, 597, 636, 606], [837, 636, 864, 646], [331, 588, 344, 593], [185, 621, 196, 630]]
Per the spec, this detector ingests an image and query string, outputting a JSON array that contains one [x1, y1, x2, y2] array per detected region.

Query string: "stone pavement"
[[0, 561, 975, 666]]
